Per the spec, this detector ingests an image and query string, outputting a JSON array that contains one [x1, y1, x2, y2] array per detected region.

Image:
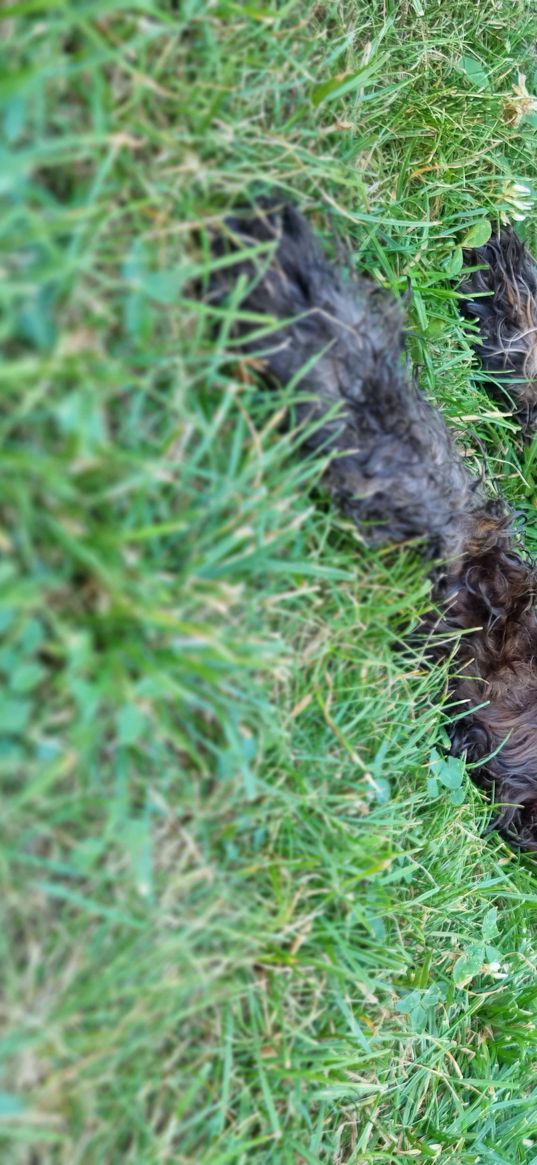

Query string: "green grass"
[[3, 1, 537, 1162]]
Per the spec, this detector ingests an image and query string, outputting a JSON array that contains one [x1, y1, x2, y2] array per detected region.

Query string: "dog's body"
[[462, 227, 537, 433], [213, 204, 537, 849]]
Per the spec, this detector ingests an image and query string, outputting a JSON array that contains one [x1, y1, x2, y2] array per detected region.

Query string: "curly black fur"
[[461, 227, 537, 434], [211, 202, 537, 851]]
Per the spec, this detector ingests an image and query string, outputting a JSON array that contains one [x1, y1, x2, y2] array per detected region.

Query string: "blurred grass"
[[2, 1, 537, 1162]]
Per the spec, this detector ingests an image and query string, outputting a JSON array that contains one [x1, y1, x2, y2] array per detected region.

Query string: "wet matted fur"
[[211, 202, 537, 851], [461, 227, 537, 434]]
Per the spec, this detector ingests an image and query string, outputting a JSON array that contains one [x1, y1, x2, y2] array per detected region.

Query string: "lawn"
[[3, 1, 537, 1162]]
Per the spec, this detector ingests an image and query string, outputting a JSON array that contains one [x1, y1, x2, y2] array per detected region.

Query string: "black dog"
[[462, 227, 537, 434], [212, 203, 537, 850]]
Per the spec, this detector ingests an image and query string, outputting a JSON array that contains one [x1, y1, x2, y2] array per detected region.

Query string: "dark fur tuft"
[[211, 203, 537, 851], [461, 226, 537, 434]]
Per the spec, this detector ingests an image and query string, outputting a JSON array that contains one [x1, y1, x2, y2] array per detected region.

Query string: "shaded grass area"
[[2, 1, 537, 1161]]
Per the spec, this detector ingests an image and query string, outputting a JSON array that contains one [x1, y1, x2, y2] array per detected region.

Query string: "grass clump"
[[2, 2, 537, 1162]]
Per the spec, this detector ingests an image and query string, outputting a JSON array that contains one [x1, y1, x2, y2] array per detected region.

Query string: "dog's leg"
[[212, 202, 478, 561]]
